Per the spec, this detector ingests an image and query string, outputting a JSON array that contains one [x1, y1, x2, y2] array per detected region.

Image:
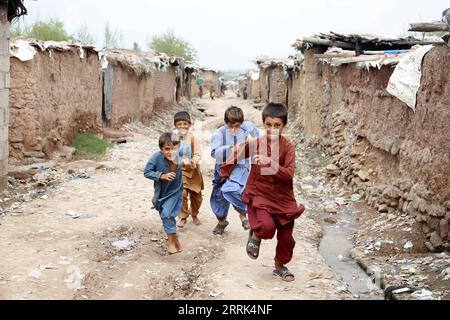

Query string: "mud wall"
[[259, 67, 269, 103], [153, 66, 177, 111], [289, 45, 450, 251], [250, 78, 260, 100], [268, 66, 287, 106], [109, 66, 155, 129], [9, 49, 103, 163]]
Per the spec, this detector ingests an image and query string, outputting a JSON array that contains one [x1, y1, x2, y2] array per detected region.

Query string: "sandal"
[[213, 220, 229, 235], [242, 218, 250, 230], [273, 266, 295, 282], [246, 229, 261, 260], [177, 218, 187, 228]]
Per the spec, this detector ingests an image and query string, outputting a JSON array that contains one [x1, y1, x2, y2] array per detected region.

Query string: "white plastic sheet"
[[10, 40, 37, 61], [387, 45, 434, 111]]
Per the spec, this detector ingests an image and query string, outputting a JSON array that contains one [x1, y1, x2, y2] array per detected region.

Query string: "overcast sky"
[[18, 0, 448, 70]]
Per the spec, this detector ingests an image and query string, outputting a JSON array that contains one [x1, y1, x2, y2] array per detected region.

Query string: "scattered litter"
[[246, 284, 256, 289], [392, 287, 412, 294], [351, 194, 362, 202], [112, 238, 135, 251], [208, 291, 223, 298], [40, 195, 48, 200], [123, 283, 134, 288], [64, 211, 80, 219], [411, 289, 433, 300], [335, 197, 348, 205], [71, 171, 91, 180], [403, 241, 414, 250], [39, 265, 58, 270]]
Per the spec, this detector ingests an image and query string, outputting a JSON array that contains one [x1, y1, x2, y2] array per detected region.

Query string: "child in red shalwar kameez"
[[221, 103, 305, 282]]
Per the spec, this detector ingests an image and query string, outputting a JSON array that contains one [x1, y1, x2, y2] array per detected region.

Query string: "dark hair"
[[174, 111, 192, 125], [159, 132, 180, 149], [262, 103, 288, 125], [224, 106, 244, 124]]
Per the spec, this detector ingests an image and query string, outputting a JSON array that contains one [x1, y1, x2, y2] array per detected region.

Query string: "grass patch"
[[73, 133, 114, 159]]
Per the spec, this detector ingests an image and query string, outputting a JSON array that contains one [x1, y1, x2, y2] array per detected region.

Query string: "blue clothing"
[[210, 121, 260, 220], [144, 142, 191, 234]]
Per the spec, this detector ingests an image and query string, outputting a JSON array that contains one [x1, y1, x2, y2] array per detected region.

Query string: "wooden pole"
[[409, 22, 448, 32], [0, 6, 9, 192]]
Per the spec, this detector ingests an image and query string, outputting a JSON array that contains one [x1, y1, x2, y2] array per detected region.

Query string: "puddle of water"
[[319, 204, 384, 300]]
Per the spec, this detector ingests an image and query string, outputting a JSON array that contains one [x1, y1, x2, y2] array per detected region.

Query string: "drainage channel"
[[319, 201, 384, 300]]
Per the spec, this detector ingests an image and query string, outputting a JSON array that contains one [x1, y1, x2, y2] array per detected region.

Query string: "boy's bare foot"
[[192, 216, 201, 226], [174, 234, 182, 253], [167, 234, 178, 255], [177, 218, 187, 228]]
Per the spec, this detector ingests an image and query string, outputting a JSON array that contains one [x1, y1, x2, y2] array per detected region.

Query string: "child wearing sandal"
[[221, 103, 305, 282], [173, 111, 204, 228], [210, 106, 260, 235], [144, 132, 192, 255]]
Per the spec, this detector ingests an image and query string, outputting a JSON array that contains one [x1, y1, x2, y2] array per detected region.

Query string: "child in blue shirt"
[[144, 132, 192, 255], [210, 106, 260, 235]]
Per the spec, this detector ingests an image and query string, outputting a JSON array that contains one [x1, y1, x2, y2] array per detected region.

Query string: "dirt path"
[[0, 94, 351, 300]]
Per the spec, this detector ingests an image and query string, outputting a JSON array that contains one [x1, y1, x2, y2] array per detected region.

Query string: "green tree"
[[11, 19, 30, 37], [148, 29, 197, 62], [104, 21, 123, 49], [76, 22, 96, 44], [28, 19, 72, 41]]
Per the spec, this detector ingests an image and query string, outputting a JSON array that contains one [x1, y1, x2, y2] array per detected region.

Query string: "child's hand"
[[161, 172, 176, 181], [182, 158, 191, 166], [253, 154, 272, 166]]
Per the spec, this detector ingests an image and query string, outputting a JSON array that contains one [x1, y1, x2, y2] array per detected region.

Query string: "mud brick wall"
[[250, 78, 260, 100], [153, 66, 176, 110], [9, 49, 103, 164], [268, 66, 287, 106], [259, 67, 269, 103], [0, 14, 9, 190], [110, 66, 155, 129], [288, 45, 450, 251]]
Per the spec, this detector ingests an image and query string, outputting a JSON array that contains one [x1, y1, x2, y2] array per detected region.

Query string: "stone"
[[378, 204, 388, 213], [428, 218, 440, 231], [357, 170, 369, 182], [440, 219, 449, 240], [430, 232, 443, 248], [425, 242, 435, 252], [444, 200, 450, 210], [23, 151, 45, 159], [412, 184, 433, 201], [402, 201, 409, 213], [324, 217, 338, 224], [399, 179, 413, 192], [8, 168, 37, 180], [446, 212, 450, 220], [61, 146, 76, 161], [422, 224, 432, 234], [326, 164, 340, 176], [429, 206, 446, 218]]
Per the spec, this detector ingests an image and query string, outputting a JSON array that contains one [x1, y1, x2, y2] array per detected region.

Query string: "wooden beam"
[[302, 37, 355, 50], [409, 22, 448, 32]]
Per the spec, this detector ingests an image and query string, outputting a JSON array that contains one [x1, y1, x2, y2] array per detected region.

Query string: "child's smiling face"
[[264, 117, 285, 138], [227, 122, 242, 136], [175, 120, 191, 138], [161, 143, 179, 162]]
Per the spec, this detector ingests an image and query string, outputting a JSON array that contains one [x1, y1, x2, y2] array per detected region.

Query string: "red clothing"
[[247, 202, 296, 265], [221, 135, 305, 225]]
